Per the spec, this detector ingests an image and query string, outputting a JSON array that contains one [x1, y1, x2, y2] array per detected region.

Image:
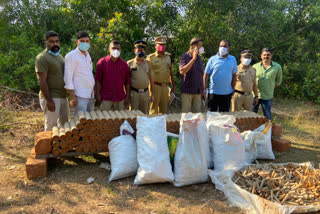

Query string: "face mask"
[[48, 45, 60, 56], [219, 47, 228, 56], [242, 58, 252, 66], [79, 42, 90, 51], [135, 51, 145, 58], [199, 47, 205, 55], [111, 49, 120, 58], [156, 45, 165, 53]]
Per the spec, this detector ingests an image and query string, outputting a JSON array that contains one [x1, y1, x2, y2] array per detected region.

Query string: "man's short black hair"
[[220, 39, 231, 47], [261, 48, 272, 54], [44, 31, 59, 40], [77, 31, 90, 40], [109, 40, 120, 47], [190, 37, 202, 46]]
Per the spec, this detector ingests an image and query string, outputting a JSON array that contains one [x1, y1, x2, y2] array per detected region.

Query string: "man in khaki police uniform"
[[231, 50, 258, 111], [127, 40, 154, 114], [147, 36, 175, 115]]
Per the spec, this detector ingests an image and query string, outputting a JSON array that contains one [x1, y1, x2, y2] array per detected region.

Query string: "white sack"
[[241, 130, 257, 164], [120, 120, 134, 135], [207, 114, 246, 172], [134, 116, 174, 185], [174, 113, 208, 187], [108, 135, 138, 181], [206, 112, 236, 126], [254, 123, 275, 160]]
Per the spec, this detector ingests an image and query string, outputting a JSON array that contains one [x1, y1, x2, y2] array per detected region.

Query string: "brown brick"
[[26, 148, 47, 179], [272, 138, 291, 152], [272, 123, 282, 137], [34, 131, 53, 155]]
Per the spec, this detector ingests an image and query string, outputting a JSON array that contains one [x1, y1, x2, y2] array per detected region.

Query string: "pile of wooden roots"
[[233, 163, 320, 206]]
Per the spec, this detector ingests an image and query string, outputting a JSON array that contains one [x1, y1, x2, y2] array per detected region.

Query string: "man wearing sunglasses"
[[252, 48, 282, 120]]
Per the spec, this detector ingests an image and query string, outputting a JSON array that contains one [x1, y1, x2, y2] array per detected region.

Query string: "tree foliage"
[[0, 0, 320, 103]]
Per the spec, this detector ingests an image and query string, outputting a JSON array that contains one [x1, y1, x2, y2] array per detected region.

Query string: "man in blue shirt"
[[203, 40, 237, 112]]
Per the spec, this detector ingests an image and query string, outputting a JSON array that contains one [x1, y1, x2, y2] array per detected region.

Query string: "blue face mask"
[[48, 45, 61, 56], [79, 42, 90, 51], [48, 49, 61, 56]]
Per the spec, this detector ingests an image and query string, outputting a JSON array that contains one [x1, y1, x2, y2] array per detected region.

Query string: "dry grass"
[[0, 108, 240, 214], [272, 98, 320, 167], [0, 97, 319, 214]]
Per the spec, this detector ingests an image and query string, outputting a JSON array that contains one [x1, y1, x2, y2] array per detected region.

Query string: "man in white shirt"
[[64, 31, 95, 114]]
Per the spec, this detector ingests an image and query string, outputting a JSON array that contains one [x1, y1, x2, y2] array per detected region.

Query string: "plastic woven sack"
[[254, 122, 275, 160], [241, 130, 257, 164], [134, 116, 174, 185], [108, 135, 138, 181], [207, 113, 246, 172], [174, 113, 208, 187]]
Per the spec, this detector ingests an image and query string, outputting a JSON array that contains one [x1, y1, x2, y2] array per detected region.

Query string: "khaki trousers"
[[101, 100, 124, 111], [40, 98, 69, 131], [130, 90, 149, 114], [231, 92, 253, 111], [181, 93, 201, 113], [150, 85, 169, 115]]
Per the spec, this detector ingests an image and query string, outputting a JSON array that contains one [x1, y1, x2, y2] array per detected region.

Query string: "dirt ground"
[[0, 89, 320, 214]]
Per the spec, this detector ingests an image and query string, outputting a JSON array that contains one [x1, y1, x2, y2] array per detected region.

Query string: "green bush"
[[0, 0, 320, 105]]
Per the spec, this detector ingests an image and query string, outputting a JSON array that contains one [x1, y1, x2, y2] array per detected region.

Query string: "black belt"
[[154, 81, 169, 87], [131, 86, 148, 93], [235, 90, 251, 96]]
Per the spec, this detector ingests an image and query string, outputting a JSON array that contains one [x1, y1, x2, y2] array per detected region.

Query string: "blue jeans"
[[252, 99, 273, 120], [75, 96, 94, 115]]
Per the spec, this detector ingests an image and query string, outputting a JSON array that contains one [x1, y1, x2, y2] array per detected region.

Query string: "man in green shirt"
[[252, 48, 282, 120], [35, 31, 68, 131]]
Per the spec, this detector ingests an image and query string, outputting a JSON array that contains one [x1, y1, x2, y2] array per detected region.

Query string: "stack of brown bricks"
[[271, 123, 291, 152], [26, 111, 287, 179], [26, 110, 145, 179], [26, 132, 51, 179], [166, 114, 181, 134], [50, 110, 144, 155], [165, 111, 270, 134]]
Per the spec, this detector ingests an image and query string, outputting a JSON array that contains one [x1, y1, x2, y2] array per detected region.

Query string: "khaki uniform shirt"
[[35, 49, 66, 98], [234, 64, 256, 93], [127, 58, 151, 89], [146, 52, 172, 83]]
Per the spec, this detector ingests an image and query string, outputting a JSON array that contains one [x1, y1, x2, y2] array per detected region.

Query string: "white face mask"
[[199, 47, 205, 55], [242, 58, 252, 66], [111, 49, 120, 58], [219, 47, 228, 56]]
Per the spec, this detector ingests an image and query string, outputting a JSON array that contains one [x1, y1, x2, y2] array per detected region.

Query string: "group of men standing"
[[181, 39, 282, 121], [35, 31, 282, 131]]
